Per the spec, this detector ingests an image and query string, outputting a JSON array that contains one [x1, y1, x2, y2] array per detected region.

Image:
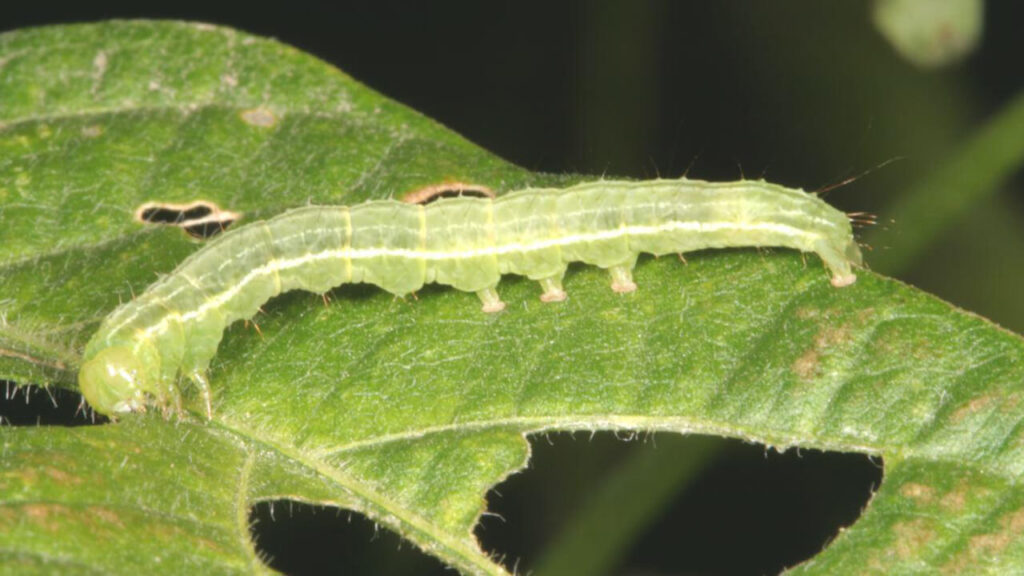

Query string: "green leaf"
[[2, 21, 1023, 576]]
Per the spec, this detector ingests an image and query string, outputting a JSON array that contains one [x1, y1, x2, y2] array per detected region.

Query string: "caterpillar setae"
[[78, 178, 863, 417]]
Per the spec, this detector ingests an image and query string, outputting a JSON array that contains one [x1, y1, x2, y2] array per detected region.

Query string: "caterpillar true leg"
[[538, 275, 568, 303], [476, 287, 506, 313]]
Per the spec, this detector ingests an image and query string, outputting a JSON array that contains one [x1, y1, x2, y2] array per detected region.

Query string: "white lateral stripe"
[[128, 219, 816, 340]]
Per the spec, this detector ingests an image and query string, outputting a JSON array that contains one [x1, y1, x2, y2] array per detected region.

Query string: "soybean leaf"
[[2, 21, 1022, 576]]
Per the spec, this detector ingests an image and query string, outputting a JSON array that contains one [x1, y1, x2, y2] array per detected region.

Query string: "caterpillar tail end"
[[817, 239, 861, 289]]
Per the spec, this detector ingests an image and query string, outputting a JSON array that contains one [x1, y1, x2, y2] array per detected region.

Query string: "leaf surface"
[[2, 21, 1023, 575]]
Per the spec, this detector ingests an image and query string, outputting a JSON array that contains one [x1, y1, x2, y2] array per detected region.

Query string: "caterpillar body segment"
[[78, 178, 862, 416]]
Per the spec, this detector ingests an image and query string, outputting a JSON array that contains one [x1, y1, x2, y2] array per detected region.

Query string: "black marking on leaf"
[[135, 201, 241, 239], [401, 182, 496, 205]]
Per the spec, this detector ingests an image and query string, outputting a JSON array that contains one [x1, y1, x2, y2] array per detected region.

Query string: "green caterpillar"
[[79, 178, 862, 416]]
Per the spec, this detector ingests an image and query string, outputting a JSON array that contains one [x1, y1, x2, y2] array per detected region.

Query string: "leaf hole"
[[475, 433, 881, 576], [0, 381, 106, 426], [134, 201, 241, 239], [401, 182, 497, 205], [249, 501, 450, 575]]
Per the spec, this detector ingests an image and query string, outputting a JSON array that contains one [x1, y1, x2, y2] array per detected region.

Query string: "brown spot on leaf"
[[44, 467, 81, 486], [1007, 507, 1024, 532], [942, 548, 971, 574], [950, 394, 997, 423], [997, 392, 1022, 415], [939, 479, 987, 514], [198, 536, 223, 552], [970, 531, 1011, 555], [900, 482, 934, 503], [792, 321, 852, 381], [795, 307, 819, 320], [146, 521, 224, 554], [0, 467, 39, 488], [893, 519, 936, 559], [89, 506, 125, 529], [857, 307, 876, 323], [942, 505, 1024, 573], [92, 51, 107, 77], [940, 482, 969, 512], [815, 323, 852, 348], [22, 504, 71, 532], [0, 507, 16, 530], [792, 349, 820, 380], [240, 107, 277, 128]]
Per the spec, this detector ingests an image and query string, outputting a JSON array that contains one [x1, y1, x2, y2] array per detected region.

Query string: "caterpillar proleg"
[[78, 178, 862, 416]]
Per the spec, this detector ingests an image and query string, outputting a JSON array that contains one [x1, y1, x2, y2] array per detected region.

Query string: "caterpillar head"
[[79, 346, 155, 415]]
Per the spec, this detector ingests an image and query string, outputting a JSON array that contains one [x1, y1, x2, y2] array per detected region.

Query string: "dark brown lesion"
[[401, 182, 496, 205], [134, 201, 242, 239]]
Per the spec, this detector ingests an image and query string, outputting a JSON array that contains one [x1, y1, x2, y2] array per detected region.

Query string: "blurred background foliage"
[[3, 2, 1021, 575]]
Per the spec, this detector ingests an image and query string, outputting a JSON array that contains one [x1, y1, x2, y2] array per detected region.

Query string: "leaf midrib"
[[211, 402, 1022, 576]]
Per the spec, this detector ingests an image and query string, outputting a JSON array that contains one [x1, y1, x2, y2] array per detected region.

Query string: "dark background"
[[3, 2, 1022, 575]]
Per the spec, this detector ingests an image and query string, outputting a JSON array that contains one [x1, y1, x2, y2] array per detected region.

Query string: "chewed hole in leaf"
[[181, 219, 237, 239], [401, 182, 496, 205], [138, 202, 213, 223], [250, 502, 450, 576], [134, 201, 241, 239], [0, 381, 106, 426], [474, 433, 882, 576]]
